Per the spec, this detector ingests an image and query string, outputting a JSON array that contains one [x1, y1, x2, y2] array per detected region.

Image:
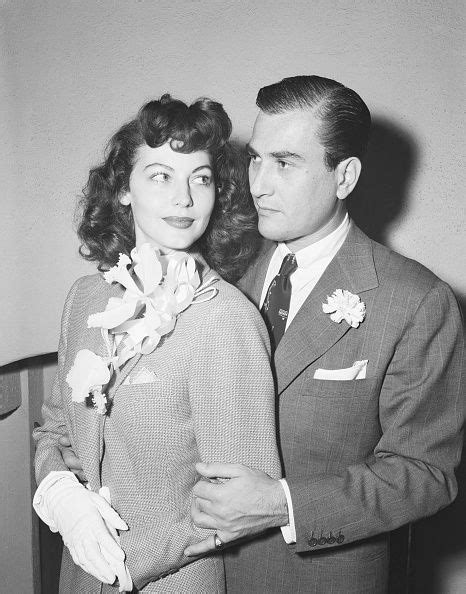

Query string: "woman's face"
[[120, 142, 215, 252]]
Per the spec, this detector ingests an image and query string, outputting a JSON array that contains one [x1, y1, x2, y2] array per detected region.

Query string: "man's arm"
[[58, 435, 86, 481], [186, 279, 464, 554], [60, 446, 286, 558], [185, 462, 288, 556], [289, 279, 464, 553]]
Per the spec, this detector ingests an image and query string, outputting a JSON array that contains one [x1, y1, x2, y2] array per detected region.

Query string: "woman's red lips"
[[163, 217, 195, 228]]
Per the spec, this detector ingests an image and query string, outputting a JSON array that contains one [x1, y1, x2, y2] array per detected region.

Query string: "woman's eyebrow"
[[191, 165, 213, 173], [143, 162, 175, 171], [143, 163, 212, 172]]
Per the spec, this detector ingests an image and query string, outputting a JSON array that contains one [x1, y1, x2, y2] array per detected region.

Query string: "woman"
[[33, 94, 281, 593]]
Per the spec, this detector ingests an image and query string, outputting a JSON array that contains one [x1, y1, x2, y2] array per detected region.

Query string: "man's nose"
[[173, 182, 193, 207], [249, 162, 271, 198]]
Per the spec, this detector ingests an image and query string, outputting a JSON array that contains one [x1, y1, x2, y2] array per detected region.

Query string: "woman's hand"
[[33, 473, 131, 588]]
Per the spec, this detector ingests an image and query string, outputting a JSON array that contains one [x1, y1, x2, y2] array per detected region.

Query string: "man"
[[182, 76, 464, 593], [61, 76, 464, 592]]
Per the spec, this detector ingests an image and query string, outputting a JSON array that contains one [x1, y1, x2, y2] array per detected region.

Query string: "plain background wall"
[[0, 1, 464, 592], [1, 0, 465, 364]]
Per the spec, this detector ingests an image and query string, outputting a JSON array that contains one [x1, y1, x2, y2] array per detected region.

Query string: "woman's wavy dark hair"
[[77, 94, 260, 283]]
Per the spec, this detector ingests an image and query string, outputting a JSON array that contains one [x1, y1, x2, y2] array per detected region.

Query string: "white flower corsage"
[[66, 349, 112, 414], [322, 289, 366, 328], [66, 243, 218, 414]]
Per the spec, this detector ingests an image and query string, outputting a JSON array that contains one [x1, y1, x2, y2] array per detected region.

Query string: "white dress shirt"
[[261, 214, 351, 543]]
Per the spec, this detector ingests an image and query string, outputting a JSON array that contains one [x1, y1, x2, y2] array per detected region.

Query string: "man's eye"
[[191, 175, 212, 186], [277, 160, 289, 170], [248, 154, 259, 164], [151, 172, 170, 182]]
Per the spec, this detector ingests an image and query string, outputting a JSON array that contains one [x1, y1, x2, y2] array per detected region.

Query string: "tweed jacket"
[[34, 261, 281, 593], [224, 223, 464, 594]]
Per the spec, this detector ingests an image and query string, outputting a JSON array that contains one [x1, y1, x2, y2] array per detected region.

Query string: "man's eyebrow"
[[270, 150, 305, 161], [246, 145, 304, 161]]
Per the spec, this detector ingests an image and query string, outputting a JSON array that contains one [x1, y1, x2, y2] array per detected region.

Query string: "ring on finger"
[[214, 533, 224, 551]]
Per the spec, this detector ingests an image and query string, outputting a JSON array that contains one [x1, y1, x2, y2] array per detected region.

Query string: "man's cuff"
[[278, 478, 296, 543]]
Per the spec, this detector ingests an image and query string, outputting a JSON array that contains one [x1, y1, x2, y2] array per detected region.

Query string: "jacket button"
[[336, 534, 345, 544], [327, 534, 336, 545], [318, 536, 327, 545], [308, 537, 318, 547]]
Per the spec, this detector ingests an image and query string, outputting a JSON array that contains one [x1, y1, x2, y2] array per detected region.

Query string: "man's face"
[[248, 109, 341, 250]]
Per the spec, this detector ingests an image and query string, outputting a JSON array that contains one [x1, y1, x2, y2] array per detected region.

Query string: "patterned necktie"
[[261, 253, 297, 350]]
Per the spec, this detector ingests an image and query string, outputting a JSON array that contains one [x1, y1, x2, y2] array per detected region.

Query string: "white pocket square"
[[313, 360, 368, 381], [123, 367, 157, 385]]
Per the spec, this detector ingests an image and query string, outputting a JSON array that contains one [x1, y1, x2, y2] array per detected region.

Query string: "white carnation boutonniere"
[[66, 243, 218, 414], [322, 289, 366, 328]]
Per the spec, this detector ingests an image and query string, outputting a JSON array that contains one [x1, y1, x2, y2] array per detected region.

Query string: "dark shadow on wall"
[[348, 116, 466, 593], [349, 116, 418, 594], [410, 290, 466, 594], [347, 116, 418, 247], [410, 438, 466, 594]]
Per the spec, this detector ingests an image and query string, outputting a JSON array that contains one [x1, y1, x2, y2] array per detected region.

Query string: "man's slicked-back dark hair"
[[256, 75, 371, 170]]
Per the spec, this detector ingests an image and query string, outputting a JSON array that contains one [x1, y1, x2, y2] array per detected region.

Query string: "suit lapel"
[[275, 224, 379, 395], [69, 280, 125, 489], [70, 325, 108, 489], [238, 241, 276, 307]]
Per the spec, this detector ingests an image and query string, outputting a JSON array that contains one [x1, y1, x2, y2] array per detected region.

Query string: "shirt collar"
[[276, 213, 350, 269]]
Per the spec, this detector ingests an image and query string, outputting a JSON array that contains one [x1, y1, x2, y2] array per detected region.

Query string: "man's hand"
[[184, 462, 288, 557], [58, 435, 87, 482]]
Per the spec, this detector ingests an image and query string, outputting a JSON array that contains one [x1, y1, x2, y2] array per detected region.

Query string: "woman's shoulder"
[[197, 275, 266, 329], [67, 272, 108, 298], [63, 273, 112, 315], [186, 275, 271, 354], [210, 276, 255, 307]]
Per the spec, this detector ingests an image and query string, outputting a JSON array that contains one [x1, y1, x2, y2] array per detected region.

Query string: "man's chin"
[[257, 219, 286, 243]]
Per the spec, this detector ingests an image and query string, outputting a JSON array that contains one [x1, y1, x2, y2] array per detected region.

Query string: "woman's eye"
[[191, 175, 212, 186], [150, 172, 170, 182]]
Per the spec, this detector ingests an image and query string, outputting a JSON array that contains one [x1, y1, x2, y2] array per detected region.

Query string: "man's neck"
[[285, 203, 347, 252]]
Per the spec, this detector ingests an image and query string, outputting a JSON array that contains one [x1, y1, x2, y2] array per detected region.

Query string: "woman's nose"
[[173, 182, 193, 207]]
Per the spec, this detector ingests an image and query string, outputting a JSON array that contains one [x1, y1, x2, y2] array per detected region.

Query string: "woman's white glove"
[[34, 471, 132, 590], [99, 486, 133, 592]]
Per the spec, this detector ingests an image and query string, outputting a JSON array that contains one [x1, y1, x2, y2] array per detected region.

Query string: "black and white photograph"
[[1, 1, 464, 592]]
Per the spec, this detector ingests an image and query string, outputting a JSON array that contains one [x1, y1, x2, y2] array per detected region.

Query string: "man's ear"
[[119, 191, 131, 206], [336, 157, 361, 200]]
